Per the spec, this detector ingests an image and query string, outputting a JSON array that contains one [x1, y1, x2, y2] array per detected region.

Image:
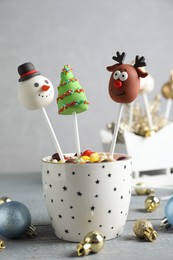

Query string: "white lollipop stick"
[[42, 108, 65, 162], [109, 104, 124, 158], [142, 92, 153, 129], [165, 98, 172, 119], [128, 102, 134, 129], [73, 112, 81, 156]]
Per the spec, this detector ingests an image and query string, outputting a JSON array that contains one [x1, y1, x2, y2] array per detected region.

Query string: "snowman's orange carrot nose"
[[41, 85, 50, 91]]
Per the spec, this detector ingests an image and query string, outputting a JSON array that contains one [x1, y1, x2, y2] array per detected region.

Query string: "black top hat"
[[18, 62, 41, 82]]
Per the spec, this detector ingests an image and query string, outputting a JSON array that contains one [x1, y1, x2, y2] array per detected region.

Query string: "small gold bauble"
[[77, 231, 104, 256], [144, 130, 155, 137], [133, 219, 157, 242], [162, 83, 173, 99], [135, 182, 154, 195], [162, 70, 173, 99], [0, 240, 5, 250], [145, 195, 160, 212], [0, 196, 11, 205]]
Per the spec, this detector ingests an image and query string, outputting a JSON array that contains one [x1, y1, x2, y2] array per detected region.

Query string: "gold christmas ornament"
[[144, 129, 156, 137], [0, 240, 5, 250], [135, 182, 154, 196], [145, 195, 160, 212], [162, 70, 173, 99], [133, 219, 157, 242], [0, 196, 11, 205], [76, 231, 104, 256], [109, 94, 168, 140]]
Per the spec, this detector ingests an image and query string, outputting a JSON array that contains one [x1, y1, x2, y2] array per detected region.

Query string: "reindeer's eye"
[[120, 72, 128, 81], [113, 70, 121, 80]]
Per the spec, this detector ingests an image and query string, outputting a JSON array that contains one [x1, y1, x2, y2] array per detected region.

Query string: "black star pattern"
[[108, 210, 112, 214], [90, 206, 95, 211], [95, 180, 100, 184], [62, 186, 68, 191], [65, 230, 69, 234], [58, 215, 62, 218], [77, 191, 83, 196], [107, 173, 111, 178]]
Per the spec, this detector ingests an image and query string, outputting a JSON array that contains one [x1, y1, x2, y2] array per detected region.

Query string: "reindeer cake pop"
[[18, 62, 64, 162], [107, 51, 148, 157], [107, 52, 148, 103]]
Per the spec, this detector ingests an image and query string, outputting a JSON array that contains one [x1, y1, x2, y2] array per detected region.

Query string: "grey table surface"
[[0, 173, 173, 260]]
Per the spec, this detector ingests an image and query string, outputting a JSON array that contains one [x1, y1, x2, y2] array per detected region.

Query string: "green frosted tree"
[[57, 64, 89, 115]]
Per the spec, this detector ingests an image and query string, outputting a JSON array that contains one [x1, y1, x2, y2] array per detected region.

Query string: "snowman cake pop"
[[18, 62, 54, 110], [17, 62, 64, 162], [139, 69, 154, 94]]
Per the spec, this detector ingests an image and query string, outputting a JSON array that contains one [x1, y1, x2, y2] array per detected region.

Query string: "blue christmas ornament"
[[161, 196, 173, 228], [0, 201, 36, 239]]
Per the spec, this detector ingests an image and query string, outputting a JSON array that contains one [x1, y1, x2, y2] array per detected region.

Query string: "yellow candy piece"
[[80, 156, 90, 162], [90, 153, 100, 162]]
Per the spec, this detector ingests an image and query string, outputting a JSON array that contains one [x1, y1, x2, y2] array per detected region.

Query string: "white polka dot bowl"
[[42, 153, 132, 242]]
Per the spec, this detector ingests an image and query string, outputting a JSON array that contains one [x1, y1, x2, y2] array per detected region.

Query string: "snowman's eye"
[[34, 83, 39, 87], [45, 80, 49, 84]]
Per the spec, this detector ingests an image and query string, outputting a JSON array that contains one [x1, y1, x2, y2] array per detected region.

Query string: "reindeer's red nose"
[[114, 80, 122, 88], [41, 85, 50, 91]]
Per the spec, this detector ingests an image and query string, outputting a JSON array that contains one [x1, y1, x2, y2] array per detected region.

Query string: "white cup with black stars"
[[42, 153, 132, 242]]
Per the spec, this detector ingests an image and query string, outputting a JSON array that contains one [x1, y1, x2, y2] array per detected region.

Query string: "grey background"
[[0, 0, 173, 174]]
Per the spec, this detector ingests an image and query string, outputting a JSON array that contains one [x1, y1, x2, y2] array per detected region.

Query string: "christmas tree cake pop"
[[57, 65, 89, 156], [57, 65, 89, 115]]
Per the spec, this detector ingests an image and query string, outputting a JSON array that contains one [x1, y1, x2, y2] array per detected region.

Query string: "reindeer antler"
[[112, 51, 126, 64], [134, 55, 146, 68]]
